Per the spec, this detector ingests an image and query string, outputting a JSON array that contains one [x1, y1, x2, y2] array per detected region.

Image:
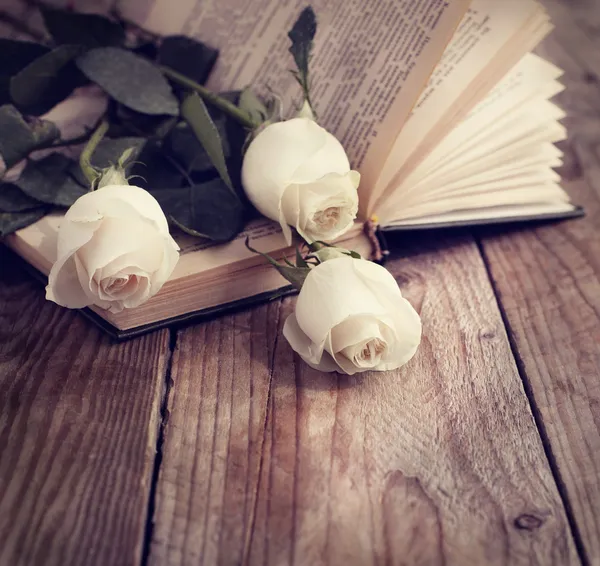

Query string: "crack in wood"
[[140, 328, 178, 566]]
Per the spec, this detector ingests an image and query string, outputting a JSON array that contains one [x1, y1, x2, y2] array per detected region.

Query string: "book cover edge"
[[379, 206, 584, 232]]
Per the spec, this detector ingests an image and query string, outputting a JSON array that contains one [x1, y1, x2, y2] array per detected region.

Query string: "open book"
[[5, 0, 582, 337]]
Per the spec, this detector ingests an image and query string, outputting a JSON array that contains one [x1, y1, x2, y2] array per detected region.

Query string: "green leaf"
[[0, 40, 50, 105], [245, 237, 310, 290], [10, 44, 86, 116], [41, 7, 125, 47], [0, 182, 43, 212], [288, 6, 317, 112], [150, 177, 245, 242], [133, 42, 158, 60], [0, 207, 49, 237], [0, 105, 59, 169], [180, 91, 234, 193], [238, 87, 268, 125], [111, 103, 177, 139], [128, 143, 185, 190], [295, 246, 309, 268], [164, 120, 230, 174], [15, 154, 88, 206], [77, 47, 179, 116], [158, 36, 218, 86]]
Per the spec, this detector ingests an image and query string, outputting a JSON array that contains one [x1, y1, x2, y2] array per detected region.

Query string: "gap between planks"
[[138, 300, 285, 566], [475, 236, 591, 566], [141, 328, 179, 566]]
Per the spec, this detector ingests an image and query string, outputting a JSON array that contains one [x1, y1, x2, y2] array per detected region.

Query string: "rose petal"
[[290, 124, 351, 183], [242, 118, 328, 221], [352, 260, 422, 369], [55, 216, 102, 261], [283, 313, 339, 372], [46, 216, 103, 308], [295, 257, 393, 348], [45, 254, 93, 308], [148, 239, 180, 291], [375, 306, 422, 371], [281, 171, 359, 242], [330, 315, 382, 353], [65, 184, 172, 236], [77, 216, 165, 276], [328, 316, 386, 374]]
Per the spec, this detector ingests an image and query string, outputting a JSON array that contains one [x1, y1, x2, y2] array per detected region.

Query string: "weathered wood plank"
[[150, 235, 579, 565], [477, 2, 600, 562], [0, 249, 170, 566], [148, 301, 282, 566]]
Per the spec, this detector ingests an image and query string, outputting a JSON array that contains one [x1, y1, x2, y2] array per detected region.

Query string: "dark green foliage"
[[41, 7, 126, 48], [0, 207, 50, 237], [0, 40, 50, 105], [0, 105, 59, 168], [76, 47, 179, 116], [288, 6, 317, 111], [10, 44, 86, 116], [151, 178, 245, 242], [0, 183, 43, 212], [158, 36, 218, 86], [15, 153, 88, 207]]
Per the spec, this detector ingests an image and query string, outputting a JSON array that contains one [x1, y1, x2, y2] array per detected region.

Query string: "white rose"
[[283, 256, 421, 374], [241, 117, 360, 244], [46, 184, 180, 313]]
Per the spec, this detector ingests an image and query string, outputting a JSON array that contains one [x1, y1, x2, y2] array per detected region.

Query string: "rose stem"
[[158, 65, 261, 130], [79, 119, 109, 187]]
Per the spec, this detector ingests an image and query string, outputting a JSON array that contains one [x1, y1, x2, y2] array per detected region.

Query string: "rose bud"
[[283, 256, 421, 374], [46, 184, 179, 313], [241, 117, 360, 244]]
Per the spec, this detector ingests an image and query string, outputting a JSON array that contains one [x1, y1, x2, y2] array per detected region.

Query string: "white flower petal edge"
[[283, 257, 422, 375], [241, 117, 359, 244], [46, 184, 180, 313]]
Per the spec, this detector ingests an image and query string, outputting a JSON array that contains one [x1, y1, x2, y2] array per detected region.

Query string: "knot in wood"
[[514, 513, 545, 531], [479, 328, 497, 340]]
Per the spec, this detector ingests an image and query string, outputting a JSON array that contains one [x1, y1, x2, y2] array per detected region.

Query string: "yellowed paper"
[[118, 0, 471, 210], [371, 0, 551, 214], [401, 53, 564, 190]]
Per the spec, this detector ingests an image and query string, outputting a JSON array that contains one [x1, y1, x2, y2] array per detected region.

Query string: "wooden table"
[[1, 1, 599, 564]]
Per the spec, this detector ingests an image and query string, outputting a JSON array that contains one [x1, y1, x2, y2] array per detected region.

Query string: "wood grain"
[[477, 2, 600, 563], [0, 248, 171, 566], [149, 235, 579, 565], [148, 302, 282, 566]]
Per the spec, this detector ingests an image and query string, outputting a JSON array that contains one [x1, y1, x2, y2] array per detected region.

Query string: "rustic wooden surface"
[[0, 248, 171, 566], [1, 1, 599, 565], [476, 1, 600, 564], [149, 240, 579, 566]]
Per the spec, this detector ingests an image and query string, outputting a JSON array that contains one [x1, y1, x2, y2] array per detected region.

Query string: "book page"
[[370, 0, 550, 216], [400, 53, 564, 190], [5, 213, 371, 330], [383, 98, 567, 215], [118, 0, 471, 210], [6, 213, 366, 282], [5, 214, 288, 278], [385, 202, 577, 228]]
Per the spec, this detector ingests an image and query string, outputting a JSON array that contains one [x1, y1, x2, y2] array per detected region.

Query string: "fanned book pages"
[[4, 0, 582, 337]]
